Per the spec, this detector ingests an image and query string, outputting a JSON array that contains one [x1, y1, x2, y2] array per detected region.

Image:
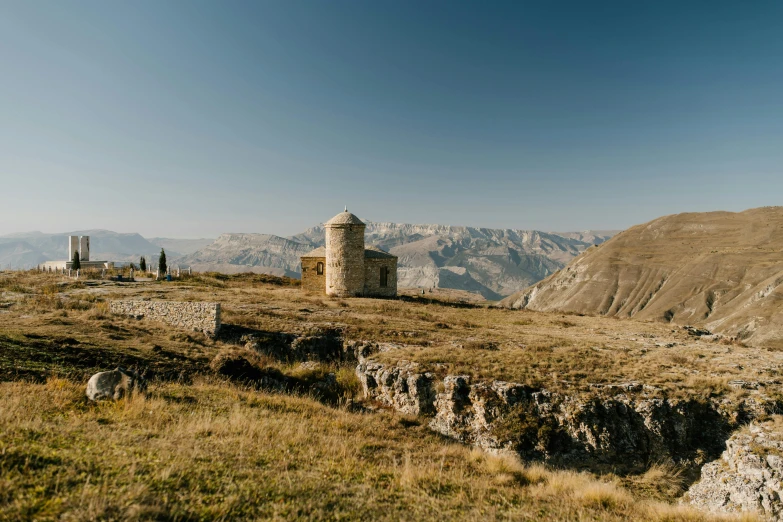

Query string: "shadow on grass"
[[396, 295, 484, 309], [0, 334, 208, 384]]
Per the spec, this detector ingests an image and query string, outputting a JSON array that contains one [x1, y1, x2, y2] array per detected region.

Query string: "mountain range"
[[1, 224, 618, 299], [179, 222, 618, 299]]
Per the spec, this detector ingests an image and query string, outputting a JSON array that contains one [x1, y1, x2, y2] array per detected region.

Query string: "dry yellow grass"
[[2, 270, 780, 398], [0, 378, 755, 521], [0, 271, 774, 520]]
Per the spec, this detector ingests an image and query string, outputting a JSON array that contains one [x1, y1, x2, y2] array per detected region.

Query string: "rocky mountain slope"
[[501, 207, 783, 347], [148, 237, 214, 256], [0, 240, 45, 269], [175, 233, 312, 278]]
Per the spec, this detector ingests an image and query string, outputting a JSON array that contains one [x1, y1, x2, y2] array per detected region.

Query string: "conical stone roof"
[[325, 209, 365, 226]]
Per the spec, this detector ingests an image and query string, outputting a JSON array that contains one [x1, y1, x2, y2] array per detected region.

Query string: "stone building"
[[301, 210, 397, 297]]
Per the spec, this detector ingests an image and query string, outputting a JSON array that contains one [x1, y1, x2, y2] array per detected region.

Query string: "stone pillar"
[[68, 236, 79, 263], [79, 236, 90, 262]]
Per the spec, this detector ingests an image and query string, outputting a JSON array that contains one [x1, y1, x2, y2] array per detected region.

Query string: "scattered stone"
[[240, 328, 345, 363], [728, 380, 761, 390], [86, 367, 146, 401], [684, 325, 712, 337], [589, 382, 643, 393]]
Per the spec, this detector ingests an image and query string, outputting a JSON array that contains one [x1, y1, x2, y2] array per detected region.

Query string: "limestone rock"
[[356, 361, 436, 415], [356, 360, 779, 472], [86, 367, 146, 401], [687, 419, 783, 520]]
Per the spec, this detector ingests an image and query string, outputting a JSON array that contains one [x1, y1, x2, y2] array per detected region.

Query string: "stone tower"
[[325, 208, 366, 297]]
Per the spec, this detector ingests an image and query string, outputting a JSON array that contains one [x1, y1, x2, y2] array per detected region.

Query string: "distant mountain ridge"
[[1, 224, 619, 300], [290, 222, 617, 298], [176, 234, 310, 278], [0, 230, 166, 269], [181, 222, 618, 299], [147, 238, 215, 256]]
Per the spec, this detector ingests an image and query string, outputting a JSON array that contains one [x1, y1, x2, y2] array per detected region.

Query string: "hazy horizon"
[[0, 216, 628, 241], [2, 1, 781, 237]]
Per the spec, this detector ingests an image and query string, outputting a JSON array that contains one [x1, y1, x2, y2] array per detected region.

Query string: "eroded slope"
[[501, 207, 783, 348]]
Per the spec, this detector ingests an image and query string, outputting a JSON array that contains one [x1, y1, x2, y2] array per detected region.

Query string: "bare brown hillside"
[[501, 207, 783, 348]]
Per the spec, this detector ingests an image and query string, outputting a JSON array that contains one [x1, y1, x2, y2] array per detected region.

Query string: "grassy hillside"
[[0, 271, 764, 520], [501, 207, 783, 348]]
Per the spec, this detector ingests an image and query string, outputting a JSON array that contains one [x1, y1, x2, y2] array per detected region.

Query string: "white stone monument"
[[68, 236, 79, 262], [79, 236, 90, 262]]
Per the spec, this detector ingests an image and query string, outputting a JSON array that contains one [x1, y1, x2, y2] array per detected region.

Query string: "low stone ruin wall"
[[110, 300, 221, 337]]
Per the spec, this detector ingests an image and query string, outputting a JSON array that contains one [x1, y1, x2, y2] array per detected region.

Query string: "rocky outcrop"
[[357, 361, 437, 415], [241, 326, 348, 363], [357, 360, 777, 473], [687, 419, 783, 520]]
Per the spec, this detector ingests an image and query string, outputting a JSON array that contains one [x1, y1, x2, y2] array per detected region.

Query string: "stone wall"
[[301, 256, 326, 293], [364, 258, 397, 297], [110, 300, 221, 337], [325, 223, 366, 297]]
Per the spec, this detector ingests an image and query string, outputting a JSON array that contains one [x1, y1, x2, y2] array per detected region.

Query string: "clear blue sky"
[[1, 1, 781, 238]]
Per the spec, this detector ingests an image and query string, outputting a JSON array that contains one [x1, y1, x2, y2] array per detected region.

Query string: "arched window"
[[316, 262, 324, 275], [380, 266, 388, 287]]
